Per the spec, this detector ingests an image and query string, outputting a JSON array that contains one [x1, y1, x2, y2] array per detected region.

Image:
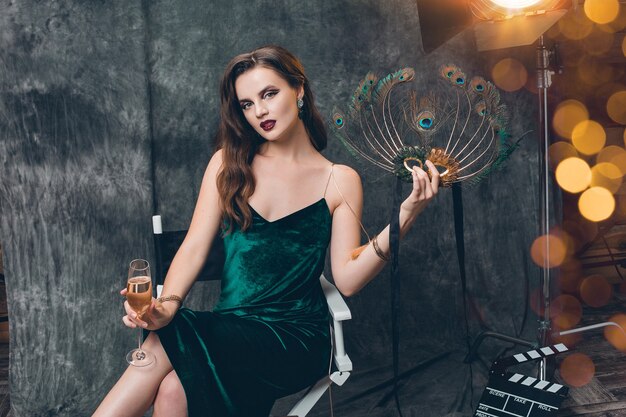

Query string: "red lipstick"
[[260, 120, 276, 131]]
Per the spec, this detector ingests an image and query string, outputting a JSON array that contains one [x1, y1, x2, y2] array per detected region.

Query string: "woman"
[[93, 45, 439, 417]]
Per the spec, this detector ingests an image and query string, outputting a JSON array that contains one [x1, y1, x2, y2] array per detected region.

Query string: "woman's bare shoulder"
[[210, 148, 224, 165], [205, 148, 224, 176], [331, 163, 361, 186], [326, 163, 362, 213]]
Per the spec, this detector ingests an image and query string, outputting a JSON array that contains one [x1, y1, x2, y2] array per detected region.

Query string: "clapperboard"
[[474, 343, 570, 417]]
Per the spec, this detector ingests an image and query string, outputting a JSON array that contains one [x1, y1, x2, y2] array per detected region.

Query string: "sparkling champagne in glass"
[[125, 259, 155, 367]]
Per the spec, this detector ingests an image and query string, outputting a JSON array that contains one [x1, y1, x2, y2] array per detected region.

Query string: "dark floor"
[[556, 292, 626, 416]]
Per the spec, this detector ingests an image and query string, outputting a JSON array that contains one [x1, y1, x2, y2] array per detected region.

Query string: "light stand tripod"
[[465, 36, 562, 367], [536, 34, 557, 381]]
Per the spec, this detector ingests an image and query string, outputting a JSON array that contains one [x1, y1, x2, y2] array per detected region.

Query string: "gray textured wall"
[[0, 1, 541, 416]]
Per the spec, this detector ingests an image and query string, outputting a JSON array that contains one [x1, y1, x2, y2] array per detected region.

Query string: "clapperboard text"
[[474, 344, 570, 417]]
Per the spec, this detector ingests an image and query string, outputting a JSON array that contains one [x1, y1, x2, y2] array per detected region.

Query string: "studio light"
[[471, 0, 571, 50], [472, 0, 568, 19], [490, 0, 543, 8], [416, 0, 571, 53]]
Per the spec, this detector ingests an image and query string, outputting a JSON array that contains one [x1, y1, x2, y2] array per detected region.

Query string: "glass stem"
[[137, 328, 143, 352]]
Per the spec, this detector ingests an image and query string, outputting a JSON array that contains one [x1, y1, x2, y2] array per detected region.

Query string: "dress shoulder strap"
[[323, 163, 335, 199], [324, 164, 371, 241]]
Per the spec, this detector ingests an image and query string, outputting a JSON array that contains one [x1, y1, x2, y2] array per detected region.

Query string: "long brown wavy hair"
[[215, 45, 328, 233]]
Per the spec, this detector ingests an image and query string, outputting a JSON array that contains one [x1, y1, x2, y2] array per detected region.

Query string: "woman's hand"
[[120, 288, 178, 331], [400, 160, 440, 217]]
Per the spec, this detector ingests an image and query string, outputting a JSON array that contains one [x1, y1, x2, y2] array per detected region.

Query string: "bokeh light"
[[591, 162, 623, 193], [578, 57, 615, 86], [550, 294, 583, 329], [560, 353, 595, 387], [555, 157, 592, 193], [579, 187, 616, 221], [558, 258, 583, 293], [531, 234, 567, 268], [615, 194, 626, 220], [572, 120, 606, 155], [524, 71, 538, 95], [552, 100, 589, 139], [604, 314, 626, 351], [578, 187, 615, 222], [583, 30, 615, 56], [491, 58, 528, 92], [549, 141, 578, 170], [607, 91, 626, 124], [559, 9, 594, 40], [563, 218, 598, 247], [559, 43, 586, 68], [584, 0, 620, 25], [598, 8, 626, 33], [597, 145, 626, 175], [580, 275, 613, 307], [594, 82, 626, 112]]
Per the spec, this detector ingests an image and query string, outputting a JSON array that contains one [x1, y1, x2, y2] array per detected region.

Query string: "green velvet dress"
[[156, 198, 332, 417]]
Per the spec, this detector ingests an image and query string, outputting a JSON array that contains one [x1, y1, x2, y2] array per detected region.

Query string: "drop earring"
[[297, 98, 304, 119]]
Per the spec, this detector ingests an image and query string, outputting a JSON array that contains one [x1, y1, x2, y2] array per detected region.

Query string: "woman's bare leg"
[[92, 332, 173, 417], [153, 370, 188, 417]]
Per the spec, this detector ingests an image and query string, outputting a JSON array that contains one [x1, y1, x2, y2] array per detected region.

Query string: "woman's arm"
[[125, 150, 224, 329], [329, 161, 439, 297]]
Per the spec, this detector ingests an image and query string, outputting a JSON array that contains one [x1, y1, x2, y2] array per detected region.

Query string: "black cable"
[[452, 183, 474, 412], [390, 177, 404, 417], [603, 236, 625, 282]]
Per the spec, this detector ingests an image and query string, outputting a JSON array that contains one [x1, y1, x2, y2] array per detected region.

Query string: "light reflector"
[[490, 0, 542, 9]]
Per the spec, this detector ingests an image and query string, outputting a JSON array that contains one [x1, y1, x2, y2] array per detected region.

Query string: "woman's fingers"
[[410, 162, 441, 202], [145, 300, 156, 319], [120, 288, 127, 296], [122, 315, 137, 329], [412, 166, 429, 198], [123, 300, 149, 328], [425, 160, 440, 194], [121, 289, 153, 329]]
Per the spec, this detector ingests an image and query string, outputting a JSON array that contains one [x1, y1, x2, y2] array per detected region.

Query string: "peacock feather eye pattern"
[[417, 110, 435, 130], [475, 102, 487, 116], [470, 76, 487, 93], [331, 64, 519, 187], [332, 111, 346, 129], [419, 116, 433, 129], [448, 70, 467, 87], [440, 64, 458, 80]]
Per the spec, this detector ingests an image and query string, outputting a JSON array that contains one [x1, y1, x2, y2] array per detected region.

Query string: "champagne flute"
[[125, 259, 155, 367]]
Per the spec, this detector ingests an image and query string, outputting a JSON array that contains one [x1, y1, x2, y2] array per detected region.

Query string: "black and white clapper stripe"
[[491, 343, 568, 374], [506, 372, 567, 395], [473, 344, 571, 417]]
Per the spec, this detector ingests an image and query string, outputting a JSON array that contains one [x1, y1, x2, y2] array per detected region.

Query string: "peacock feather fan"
[[331, 64, 518, 187]]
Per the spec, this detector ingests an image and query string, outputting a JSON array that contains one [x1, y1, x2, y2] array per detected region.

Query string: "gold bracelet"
[[157, 294, 183, 306], [372, 234, 390, 262]]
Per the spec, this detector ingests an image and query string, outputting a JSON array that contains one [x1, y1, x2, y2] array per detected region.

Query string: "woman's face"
[[235, 66, 303, 142]]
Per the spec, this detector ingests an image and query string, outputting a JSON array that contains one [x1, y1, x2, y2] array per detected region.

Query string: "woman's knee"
[[154, 370, 187, 416]]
